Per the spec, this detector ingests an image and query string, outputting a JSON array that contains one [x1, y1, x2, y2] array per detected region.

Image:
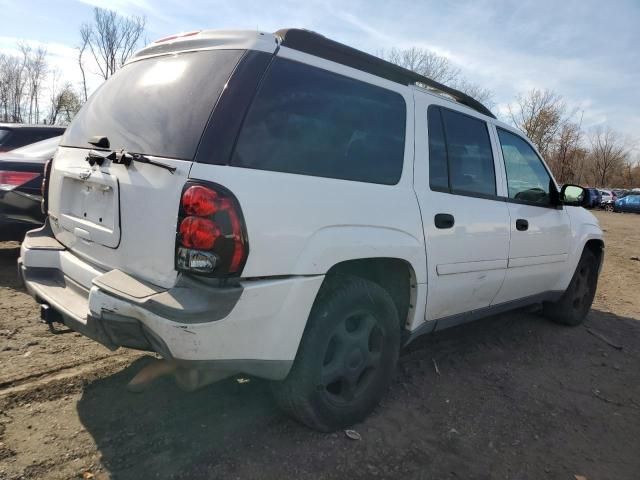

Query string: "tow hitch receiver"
[[40, 303, 64, 333]]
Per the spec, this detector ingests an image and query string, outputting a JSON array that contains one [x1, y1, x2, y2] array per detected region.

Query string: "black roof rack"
[[274, 28, 495, 119]]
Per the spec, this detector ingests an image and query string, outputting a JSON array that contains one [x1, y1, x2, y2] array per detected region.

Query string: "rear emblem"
[[79, 170, 92, 180]]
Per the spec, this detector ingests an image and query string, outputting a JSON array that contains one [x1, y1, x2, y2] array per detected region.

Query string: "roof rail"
[[274, 28, 495, 119]]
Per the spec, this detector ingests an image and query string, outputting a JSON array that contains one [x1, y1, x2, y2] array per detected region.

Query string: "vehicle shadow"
[[76, 357, 289, 479], [77, 308, 640, 479], [0, 242, 23, 291]]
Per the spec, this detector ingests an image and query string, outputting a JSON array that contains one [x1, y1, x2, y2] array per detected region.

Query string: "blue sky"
[[1, 0, 638, 143]]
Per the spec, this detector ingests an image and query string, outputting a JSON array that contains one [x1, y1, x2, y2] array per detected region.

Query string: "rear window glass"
[[61, 49, 243, 160], [231, 58, 406, 184]]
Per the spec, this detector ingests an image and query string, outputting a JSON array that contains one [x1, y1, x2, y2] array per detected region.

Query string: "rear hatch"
[[47, 49, 244, 289]]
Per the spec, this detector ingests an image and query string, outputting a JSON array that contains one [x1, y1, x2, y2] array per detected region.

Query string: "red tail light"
[[182, 185, 218, 216], [0, 171, 39, 190], [179, 217, 220, 249], [176, 182, 248, 277]]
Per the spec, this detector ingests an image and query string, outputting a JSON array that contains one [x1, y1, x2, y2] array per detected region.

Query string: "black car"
[[0, 123, 65, 153], [614, 194, 640, 213], [584, 187, 602, 209], [0, 136, 60, 241]]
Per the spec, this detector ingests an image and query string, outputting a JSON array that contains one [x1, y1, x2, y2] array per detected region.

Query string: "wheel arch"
[[584, 238, 604, 273], [557, 225, 604, 291], [291, 225, 427, 283], [323, 257, 418, 331]]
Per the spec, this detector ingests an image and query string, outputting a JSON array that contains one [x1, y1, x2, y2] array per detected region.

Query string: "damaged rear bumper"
[[19, 223, 323, 381]]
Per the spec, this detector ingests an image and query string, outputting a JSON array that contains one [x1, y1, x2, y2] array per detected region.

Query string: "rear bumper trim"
[[19, 230, 324, 380]]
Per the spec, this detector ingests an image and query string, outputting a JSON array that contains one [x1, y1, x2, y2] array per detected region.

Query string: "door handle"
[[434, 213, 455, 229], [516, 219, 529, 231]]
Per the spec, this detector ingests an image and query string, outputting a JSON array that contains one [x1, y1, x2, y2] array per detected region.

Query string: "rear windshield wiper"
[[113, 150, 176, 174], [85, 143, 176, 174]]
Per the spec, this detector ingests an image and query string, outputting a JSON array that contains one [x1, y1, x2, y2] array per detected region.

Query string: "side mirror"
[[560, 184, 587, 207]]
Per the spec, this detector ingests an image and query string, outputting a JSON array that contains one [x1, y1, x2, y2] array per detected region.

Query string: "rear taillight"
[[179, 217, 220, 249], [0, 171, 40, 191], [41, 159, 52, 214], [175, 182, 248, 277]]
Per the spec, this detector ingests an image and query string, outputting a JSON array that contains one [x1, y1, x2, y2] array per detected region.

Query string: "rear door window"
[[61, 49, 243, 160], [427, 107, 448, 191], [427, 106, 496, 197], [231, 58, 406, 184]]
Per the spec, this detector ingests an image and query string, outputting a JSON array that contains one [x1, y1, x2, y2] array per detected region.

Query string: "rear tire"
[[543, 249, 599, 326], [271, 275, 400, 432]]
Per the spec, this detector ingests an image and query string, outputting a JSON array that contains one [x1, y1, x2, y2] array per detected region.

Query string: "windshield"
[[61, 49, 244, 160]]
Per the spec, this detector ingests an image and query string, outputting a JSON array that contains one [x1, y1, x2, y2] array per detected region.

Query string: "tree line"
[[0, 7, 144, 126], [0, 8, 637, 189]]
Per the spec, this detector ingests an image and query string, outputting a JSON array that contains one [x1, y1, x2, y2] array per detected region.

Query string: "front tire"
[[543, 249, 599, 326], [271, 275, 400, 431]]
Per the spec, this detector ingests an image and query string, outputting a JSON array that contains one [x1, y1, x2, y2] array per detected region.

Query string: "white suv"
[[19, 29, 603, 431]]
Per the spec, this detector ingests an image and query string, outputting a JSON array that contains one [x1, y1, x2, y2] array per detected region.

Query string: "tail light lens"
[[182, 185, 218, 216], [179, 217, 220, 249], [0, 171, 40, 191], [41, 159, 52, 214], [176, 182, 248, 277]]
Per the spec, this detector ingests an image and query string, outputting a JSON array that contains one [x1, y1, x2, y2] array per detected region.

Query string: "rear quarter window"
[[231, 58, 407, 184], [0, 129, 11, 145]]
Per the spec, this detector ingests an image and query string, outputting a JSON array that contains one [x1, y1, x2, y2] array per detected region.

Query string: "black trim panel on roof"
[[274, 28, 496, 119]]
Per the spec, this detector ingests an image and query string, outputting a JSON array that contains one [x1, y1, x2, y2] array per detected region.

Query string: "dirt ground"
[[1, 210, 639, 480]]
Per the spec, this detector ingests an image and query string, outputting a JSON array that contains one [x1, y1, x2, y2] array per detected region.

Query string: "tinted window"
[[231, 58, 406, 184], [427, 107, 448, 190], [429, 107, 496, 196], [14, 131, 46, 146], [0, 129, 11, 145], [498, 128, 552, 205], [62, 50, 243, 160]]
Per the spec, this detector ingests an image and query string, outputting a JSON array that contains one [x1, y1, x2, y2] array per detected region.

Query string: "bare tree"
[[0, 54, 11, 121], [383, 47, 461, 85], [507, 89, 566, 159], [379, 47, 494, 107], [80, 7, 146, 81], [588, 126, 629, 187], [78, 24, 91, 102], [452, 78, 494, 109], [548, 116, 584, 184], [0, 49, 29, 123], [0, 44, 50, 124], [48, 82, 82, 125], [22, 44, 48, 123]]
